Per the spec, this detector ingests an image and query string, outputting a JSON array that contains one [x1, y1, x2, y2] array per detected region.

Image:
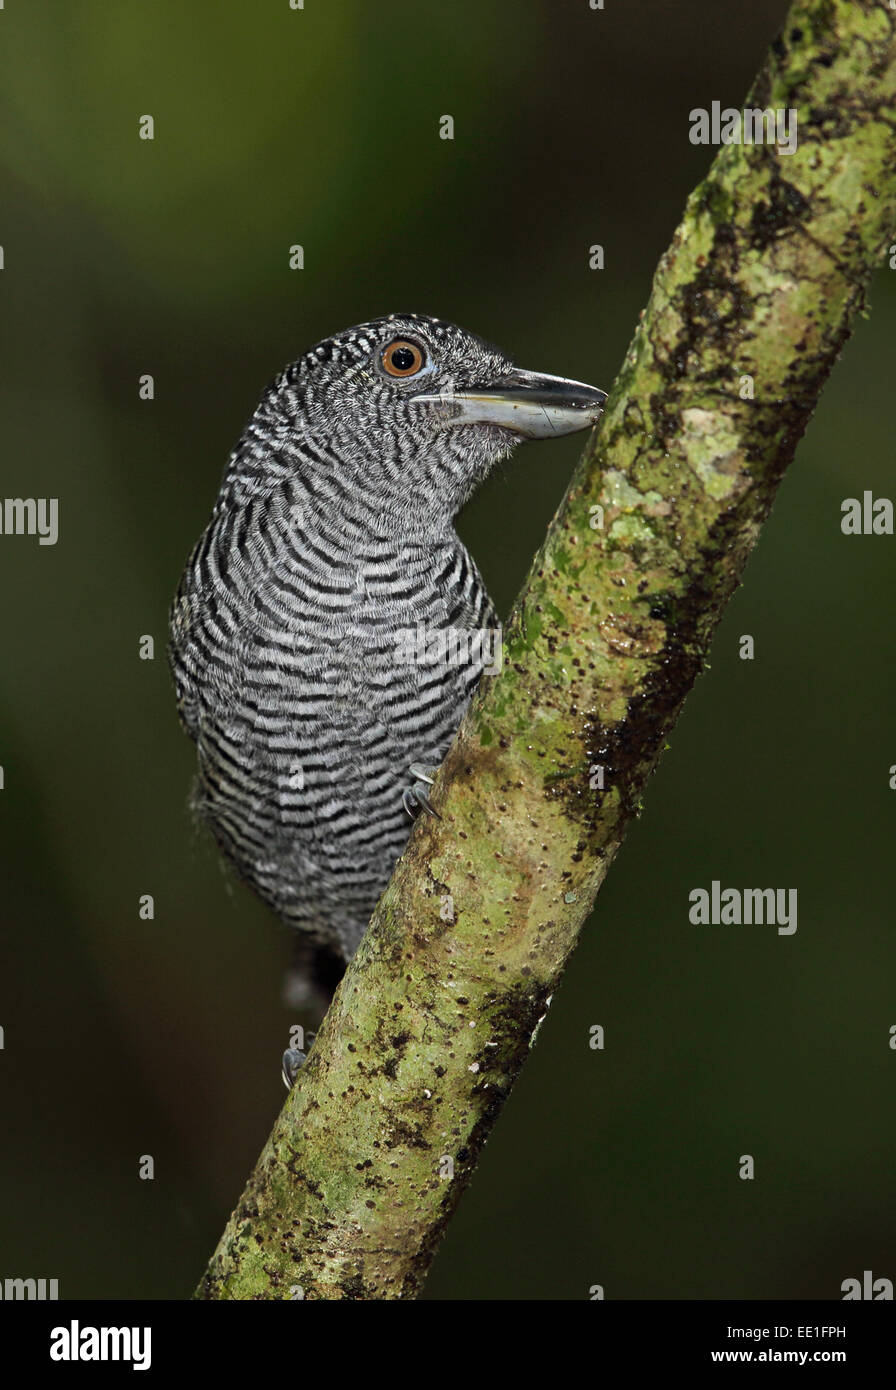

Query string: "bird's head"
[[242, 313, 607, 526]]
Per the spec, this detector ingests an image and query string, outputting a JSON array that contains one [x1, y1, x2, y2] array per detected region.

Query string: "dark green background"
[[1, 0, 892, 1300]]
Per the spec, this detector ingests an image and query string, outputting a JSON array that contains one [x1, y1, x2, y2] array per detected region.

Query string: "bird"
[[168, 312, 606, 1032]]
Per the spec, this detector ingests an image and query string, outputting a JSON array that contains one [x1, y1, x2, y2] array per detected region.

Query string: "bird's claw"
[[402, 763, 442, 820], [282, 1048, 307, 1089]]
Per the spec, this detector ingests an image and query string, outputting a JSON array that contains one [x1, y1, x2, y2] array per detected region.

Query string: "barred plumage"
[[169, 313, 605, 1002]]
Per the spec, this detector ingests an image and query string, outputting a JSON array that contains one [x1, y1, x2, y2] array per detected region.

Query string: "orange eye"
[[381, 339, 425, 377]]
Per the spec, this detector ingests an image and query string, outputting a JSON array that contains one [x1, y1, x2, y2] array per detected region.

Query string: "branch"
[[196, 0, 896, 1299]]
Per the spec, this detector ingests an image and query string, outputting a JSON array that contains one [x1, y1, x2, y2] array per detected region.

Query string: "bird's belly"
[[193, 642, 478, 955]]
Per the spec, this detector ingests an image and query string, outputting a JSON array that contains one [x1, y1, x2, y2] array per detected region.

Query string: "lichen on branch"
[[196, 0, 896, 1300]]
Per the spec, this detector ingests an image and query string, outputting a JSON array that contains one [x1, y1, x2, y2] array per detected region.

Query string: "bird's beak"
[[411, 367, 608, 439]]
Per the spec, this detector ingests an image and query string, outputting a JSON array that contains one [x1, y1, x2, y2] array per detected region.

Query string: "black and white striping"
[[169, 313, 606, 1003]]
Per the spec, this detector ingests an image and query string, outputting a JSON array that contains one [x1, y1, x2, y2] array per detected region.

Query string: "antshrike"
[[169, 314, 606, 1018]]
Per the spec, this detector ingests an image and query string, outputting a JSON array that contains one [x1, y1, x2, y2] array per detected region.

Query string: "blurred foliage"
[[0, 0, 893, 1298]]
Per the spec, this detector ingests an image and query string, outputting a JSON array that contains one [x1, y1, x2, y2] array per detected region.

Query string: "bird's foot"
[[402, 763, 442, 820], [282, 1048, 306, 1089]]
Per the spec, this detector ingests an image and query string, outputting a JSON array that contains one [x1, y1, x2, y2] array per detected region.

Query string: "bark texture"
[[197, 0, 896, 1299]]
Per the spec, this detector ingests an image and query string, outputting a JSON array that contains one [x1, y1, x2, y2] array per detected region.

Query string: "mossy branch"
[[196, 0, 896, 1299]]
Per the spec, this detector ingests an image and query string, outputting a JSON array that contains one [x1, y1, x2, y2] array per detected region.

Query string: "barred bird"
[[169, 313, 606, 1029]]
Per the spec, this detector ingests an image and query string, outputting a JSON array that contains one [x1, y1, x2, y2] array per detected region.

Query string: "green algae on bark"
[[197, 0, 896, 1300]]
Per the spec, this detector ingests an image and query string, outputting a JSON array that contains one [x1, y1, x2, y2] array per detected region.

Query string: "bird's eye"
[[381, 339, 426, 378]]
